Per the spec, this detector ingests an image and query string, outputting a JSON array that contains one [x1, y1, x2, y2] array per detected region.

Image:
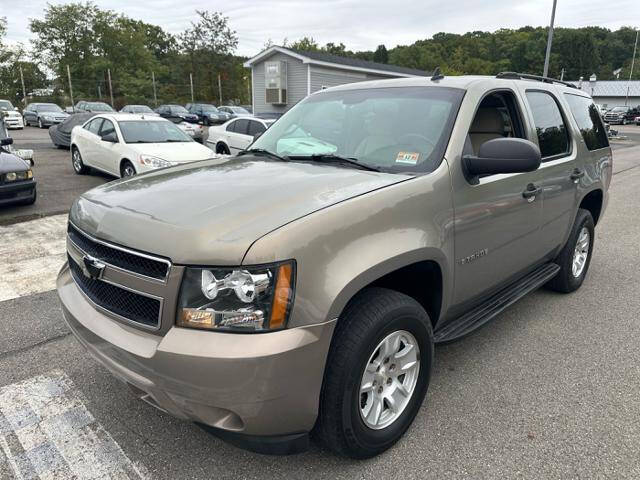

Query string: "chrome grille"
[[68, 255, 161, 327], [67, 223, 169, 280]]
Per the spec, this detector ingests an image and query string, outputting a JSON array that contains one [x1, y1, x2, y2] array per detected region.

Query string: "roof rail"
[[496, 71, 578, 89]]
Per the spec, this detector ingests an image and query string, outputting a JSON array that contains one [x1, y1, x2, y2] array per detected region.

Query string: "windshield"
[[118, 120, 193, 143], [38, 104, 63, 112], [610, 106, 627, 112], [88, 103, 115, 112], [251, 86, 464, 173], [170, 106, 189, 114], [201, 105, 219, 112], [230, 106, 249, 114], [131, 105, 154, 113], [0, 100, 14, 111]]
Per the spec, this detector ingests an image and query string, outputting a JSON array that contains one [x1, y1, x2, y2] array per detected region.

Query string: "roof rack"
[[496, 71, 578, 89]]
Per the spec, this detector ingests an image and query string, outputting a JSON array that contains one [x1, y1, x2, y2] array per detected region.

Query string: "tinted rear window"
[[564, 94, 609, 151]]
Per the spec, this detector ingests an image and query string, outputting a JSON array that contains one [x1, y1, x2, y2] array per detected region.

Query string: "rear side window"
[[247, 120, 266, 136], [564, 94, 609, 151], [234, 119, 250, 134], [525, 91, 570, 159], [226, 121, 237, 132]]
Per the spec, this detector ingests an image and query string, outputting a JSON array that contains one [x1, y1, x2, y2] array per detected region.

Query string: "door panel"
[[94, 119, 120, 175]]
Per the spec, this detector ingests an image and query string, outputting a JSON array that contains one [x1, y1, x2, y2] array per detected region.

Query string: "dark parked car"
[[0, 130, 36, 206], [603, 105, 640, 125], [23, 103, 69, 128], [218, 105, 252, 119], [185, 103, 230, 125], [156, 104, 199, 124], [74, 101, 115, 113], [120, 104, 159, 116]]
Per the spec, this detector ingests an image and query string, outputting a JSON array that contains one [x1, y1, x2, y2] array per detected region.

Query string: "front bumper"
[[40, 117, 65, 126], [57, 263, 335, 448], [0, 179, 36, 205]]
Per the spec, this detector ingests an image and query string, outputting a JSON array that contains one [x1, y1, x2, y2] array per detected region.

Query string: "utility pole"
[[543, 0, 558, 77], [66, 65, 75, 111], [152, 71, 158, 106], [189, 73, 194, 102], [97, 85, 102, 100], [107, 68, 114, 107], [244, 75, 250, 103], [18, 65, 27, 105], [625, 29, 639, 106], [218, 74, 222, 104], [560, 67, 565, 81]]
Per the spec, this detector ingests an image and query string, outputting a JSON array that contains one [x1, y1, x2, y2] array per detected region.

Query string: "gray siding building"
[[244, 46, 428, 115], [569, 79, 640, 108]]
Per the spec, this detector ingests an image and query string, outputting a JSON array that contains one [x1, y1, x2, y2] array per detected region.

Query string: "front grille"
[[68, 256, 161, 327], [68, 224, 169, 280]]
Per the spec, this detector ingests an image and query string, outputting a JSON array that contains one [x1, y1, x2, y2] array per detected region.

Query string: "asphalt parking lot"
[[1, 125, 640, 478]]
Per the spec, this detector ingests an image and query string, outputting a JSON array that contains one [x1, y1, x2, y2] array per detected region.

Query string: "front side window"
[[564, 94, 609, 151], [118, 121, 192, 143], [252, 86, 464, 173], [525, 91, 570, 159], [85, 118, 103, 135]]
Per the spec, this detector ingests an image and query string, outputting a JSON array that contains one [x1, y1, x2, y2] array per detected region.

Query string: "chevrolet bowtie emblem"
[[82, 255, 106, 280]]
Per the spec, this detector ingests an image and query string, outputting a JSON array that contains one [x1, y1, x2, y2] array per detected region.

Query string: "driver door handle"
[[522, 183, 542, 201], [570, 168, 585, 182]]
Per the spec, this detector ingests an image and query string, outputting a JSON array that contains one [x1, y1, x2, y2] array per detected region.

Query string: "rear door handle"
[[522, 183, 542, 202], [570, 168, 585, 182]]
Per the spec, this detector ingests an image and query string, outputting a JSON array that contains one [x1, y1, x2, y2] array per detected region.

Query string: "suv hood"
[[70, 157, 410, 265]]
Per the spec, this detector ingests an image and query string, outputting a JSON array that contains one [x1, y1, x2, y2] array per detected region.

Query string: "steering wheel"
[[397, 133, 436, 152]]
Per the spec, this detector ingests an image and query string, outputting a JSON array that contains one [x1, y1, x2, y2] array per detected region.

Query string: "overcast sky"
[[2, 0, 639, 56]]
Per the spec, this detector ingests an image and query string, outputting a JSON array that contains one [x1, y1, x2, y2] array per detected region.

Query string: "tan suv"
[[57, 72, 611, 458]]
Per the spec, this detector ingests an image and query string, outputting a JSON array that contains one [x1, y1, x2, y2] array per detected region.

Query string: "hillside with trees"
[[0, 3, 638, 108]]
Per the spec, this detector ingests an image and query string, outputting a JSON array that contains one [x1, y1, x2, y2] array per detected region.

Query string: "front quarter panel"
[[242, 161, 455, 329]]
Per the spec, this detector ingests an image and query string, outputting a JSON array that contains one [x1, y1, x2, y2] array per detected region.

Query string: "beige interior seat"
[[354, 110, 396, 158], [468, 108, 506, 154]]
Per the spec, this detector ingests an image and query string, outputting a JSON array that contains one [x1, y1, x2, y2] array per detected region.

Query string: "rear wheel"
[[315, 288, 433, 458], [120, 160, 136, 178], [216, 143, 230, 155], [546, 208, 595, 293], [71, 147, 88, 174]]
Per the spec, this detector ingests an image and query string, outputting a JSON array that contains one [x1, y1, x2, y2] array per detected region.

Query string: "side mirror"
[[1, 137, 14, 146], [463, 137, 541, 176]]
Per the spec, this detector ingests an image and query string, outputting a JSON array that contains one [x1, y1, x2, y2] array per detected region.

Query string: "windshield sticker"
[[396, 151, 420, 165]]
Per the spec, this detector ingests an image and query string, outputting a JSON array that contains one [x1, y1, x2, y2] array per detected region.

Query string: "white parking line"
[[0, 215, 68, 302], [0, 370, 148, 479]]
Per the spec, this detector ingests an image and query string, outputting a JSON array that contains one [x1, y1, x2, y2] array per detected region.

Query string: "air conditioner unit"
[[265, 61, 287, 104]]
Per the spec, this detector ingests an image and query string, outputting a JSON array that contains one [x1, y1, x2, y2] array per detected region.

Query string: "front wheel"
[[120, 160, 136, 178], [546, 208, 595, 293], [216, 143, 230, 155], [71, 147, 88, 174], [38, 118, 43, 129], [315, 288, 433, 458]]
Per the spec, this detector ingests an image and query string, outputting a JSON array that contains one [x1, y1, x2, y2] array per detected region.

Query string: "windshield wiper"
[[237, 148, 289, 162], [287, 154, 380, 172]]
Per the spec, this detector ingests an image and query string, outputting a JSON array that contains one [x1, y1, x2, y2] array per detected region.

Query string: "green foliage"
[[373, 45, 388, 64]]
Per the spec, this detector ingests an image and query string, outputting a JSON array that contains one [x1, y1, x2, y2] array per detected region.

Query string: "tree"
[[287, 36, 319, 52], [373, 44, 388, 64]]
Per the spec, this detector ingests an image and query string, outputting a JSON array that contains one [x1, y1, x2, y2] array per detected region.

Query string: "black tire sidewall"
[[566, 210, 595, 290], [332, 295, 433, 457]]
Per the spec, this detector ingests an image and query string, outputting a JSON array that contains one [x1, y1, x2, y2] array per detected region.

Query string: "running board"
[[434, 263, 560, 343]]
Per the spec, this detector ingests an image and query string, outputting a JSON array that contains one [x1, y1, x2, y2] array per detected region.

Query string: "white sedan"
[[206, 117, 274, 155], [70, 114, 217, 178]]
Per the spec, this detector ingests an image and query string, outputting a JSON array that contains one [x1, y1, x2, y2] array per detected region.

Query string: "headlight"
[[139, 154, 173, 168], [42, 115, 53, 120], [4, 170, 32, 182], [177, 261, 295, 332]]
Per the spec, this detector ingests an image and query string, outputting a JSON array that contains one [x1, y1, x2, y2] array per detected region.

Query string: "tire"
[[546, 208, 595, 293], [216, 143, 230, 155], [23, 116, 29, 126], [120, 160, 136, 178], [71, 147, 88, 174], [314, 288, 434, 458], [38, 118, 43, 129], [204, 117, 210, 126]]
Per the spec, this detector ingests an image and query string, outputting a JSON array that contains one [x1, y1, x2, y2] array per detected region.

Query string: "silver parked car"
[[57, 72, 611, 458]]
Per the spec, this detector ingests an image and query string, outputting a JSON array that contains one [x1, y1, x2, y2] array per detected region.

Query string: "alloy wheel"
[[359, 330, 420, 430], [122, 164, 136, 177], [572, 226, 590, 277], [72, 149, 82, 172]]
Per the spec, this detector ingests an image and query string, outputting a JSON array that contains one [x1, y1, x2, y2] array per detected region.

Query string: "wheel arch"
[[216, 140, 230, 153], [327, 250, 448, 329], [579, 188, 603, 225]]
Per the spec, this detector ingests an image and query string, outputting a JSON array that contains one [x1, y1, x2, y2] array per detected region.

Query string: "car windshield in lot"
[[130, 105, 154, 113], [228, 106, 249, 114], [610, 106, 627, 112], [0, 100, 14, 111], [118, 120, 193, 143], [38, 104, 63, 112], [170, 106, 189, 115], [201, 105, 219, 112], [251, 86, 464, 174], [87, 103, 114, 112]]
